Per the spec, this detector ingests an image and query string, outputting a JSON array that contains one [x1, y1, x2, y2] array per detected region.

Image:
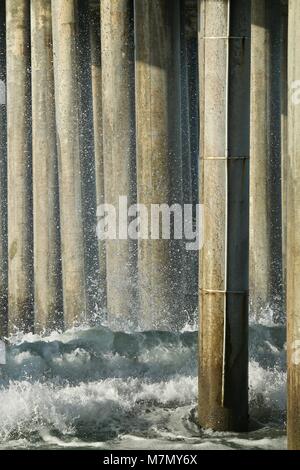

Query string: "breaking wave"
[[0, 312, 286, 449]]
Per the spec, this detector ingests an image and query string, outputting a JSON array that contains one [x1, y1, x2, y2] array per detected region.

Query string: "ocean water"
[[0, 312, 286, 450]]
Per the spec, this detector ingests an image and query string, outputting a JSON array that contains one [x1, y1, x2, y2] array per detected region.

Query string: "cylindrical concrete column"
[[135, 0, 183, 331], [250, 0, 282, 321], [180, 0, 197, 324], [198, 0, 250, 432], [77, 0, 99, 317], [280, 0, 288, 300], [52, 0, 87, 327], [31, 0, 62, 332], [185, 0, 199, 213], [89, 0, 107, 310], [180, 1, 193, 214], [101, 0, 136, 328], [287, 0, 300, 451], [0, 0, 7, 337], [185, 2, 199, 314], [7, 0, 33, 333]]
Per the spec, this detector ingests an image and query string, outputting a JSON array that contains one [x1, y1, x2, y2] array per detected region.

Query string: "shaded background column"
[[134, 0, 183, 331], [7, 0, 33, 333], [89, 0, 107, 313], [52, 0, 87, 327], [250, 0, 283, 322], [0, 0, 7, 337], [31, 0, 62, 332], [101, 0, 136, 328], [280, 0, 288, 303]]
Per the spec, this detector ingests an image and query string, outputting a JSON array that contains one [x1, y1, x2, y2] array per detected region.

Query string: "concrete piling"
[[89, 0, 107, 310], [134, 0, 183, 330], [287, 0, 300, 451], [0, 0, 295, 445], [0, 0, 7, 337], [185, 2, 199, 315], [77, 0, 99, 317], [6, 0, 33, 333], [185, 0, 199, 212], [198, 0, 250, 431], [31, 0, 62, 332], [51, 0, 87, 327], [250, 0, 283, 321], [180, 0, 197, 323], [280, 0, 288, 297], [100, 0, 136, 328]]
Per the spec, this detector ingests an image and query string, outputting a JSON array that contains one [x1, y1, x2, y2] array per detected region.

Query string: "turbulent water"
[[0, 312, 286, 450]]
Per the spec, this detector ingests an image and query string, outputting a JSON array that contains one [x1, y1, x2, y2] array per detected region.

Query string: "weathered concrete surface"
[[180, 0, 197, 323], [281, 1, 288, 298], [31, 0, 62, 332], [89, 1, 107, 310], [101, 0, 136, 328], [250, 0, 283, 321], [7, 0, 33, 333], [77, 0, 99, 318], [198, 0, 250, 432], [287, 0, 300, 451], [0, 0, 7, 337], [135, 0, 183, 330], [52, 0, 87, 327]]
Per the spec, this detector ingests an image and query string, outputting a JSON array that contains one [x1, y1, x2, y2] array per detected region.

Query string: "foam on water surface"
[[0, 313, 286, 449]]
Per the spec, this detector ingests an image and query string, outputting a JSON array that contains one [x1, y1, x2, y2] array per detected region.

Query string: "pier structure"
[[0, 0, 299, 448], [198, 0, 250, 432]]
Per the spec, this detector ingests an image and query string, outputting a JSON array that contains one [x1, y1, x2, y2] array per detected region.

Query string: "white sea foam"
[[0, 321, 286, 449]]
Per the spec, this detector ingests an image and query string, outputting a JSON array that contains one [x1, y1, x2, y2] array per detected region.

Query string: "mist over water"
[[0, 307, 286, 450]]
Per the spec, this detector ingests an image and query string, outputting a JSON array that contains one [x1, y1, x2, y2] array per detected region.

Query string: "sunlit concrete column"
[[7, 0, 33, 333], [31, 0, 62, 332], [101, 0, 136, 327], [287, 0, 300, 451], [0, 0, 7, 337], [135, 0, 183, 330], [89, 0, 107, 310], [250, 0, 282, 320], [52, 0, 87, 327], [198, 0, 250, 431]]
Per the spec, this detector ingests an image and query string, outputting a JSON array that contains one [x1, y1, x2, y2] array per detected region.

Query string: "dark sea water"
[[0, 310, 286, 450]]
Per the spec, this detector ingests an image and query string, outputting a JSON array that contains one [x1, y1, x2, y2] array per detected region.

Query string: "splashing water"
[[0, 309, 286, 449]]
